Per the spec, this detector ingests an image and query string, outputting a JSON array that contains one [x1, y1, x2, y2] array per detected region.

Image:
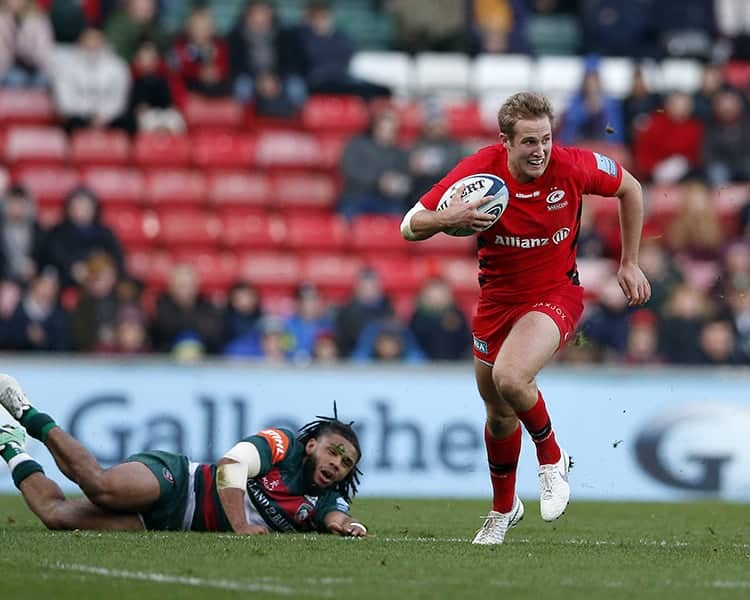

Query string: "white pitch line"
[[49, 562, 326, 596]]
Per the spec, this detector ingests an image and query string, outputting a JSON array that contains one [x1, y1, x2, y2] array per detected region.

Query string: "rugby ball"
[[435, 173, 509, 236]]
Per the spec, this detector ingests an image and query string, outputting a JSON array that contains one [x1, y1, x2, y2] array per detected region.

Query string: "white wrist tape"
[[400, 202, 426, 241], [349, 522, 367, 534], [224, 442, 262, 477]]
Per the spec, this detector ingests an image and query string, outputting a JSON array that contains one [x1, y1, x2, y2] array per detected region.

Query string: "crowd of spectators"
[[2, 0, 750, 366]]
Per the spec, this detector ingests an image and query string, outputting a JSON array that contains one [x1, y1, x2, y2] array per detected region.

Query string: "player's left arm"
[[323, 510, 368, 537], [614, 168, 652, 306]]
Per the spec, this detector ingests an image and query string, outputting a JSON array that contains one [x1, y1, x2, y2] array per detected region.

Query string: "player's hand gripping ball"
[[436, 173, 509, 236]]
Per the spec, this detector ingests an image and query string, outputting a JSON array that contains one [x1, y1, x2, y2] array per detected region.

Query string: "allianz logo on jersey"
[[495, 227, 570, 248]]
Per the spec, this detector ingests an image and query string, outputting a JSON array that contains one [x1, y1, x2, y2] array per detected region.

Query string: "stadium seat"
[[254, 131, 320, 169], [443, 100, 490, 139], [273, 172, 337, 212], [0, 166, 7, 195], [301, 95, 369, 134], [658, 59, 703, 93], [282, 213, 349, 252], [153, 208, 221, 249], [144, 169, 207, 207], [126, 249, 174, 290], [191, 132, 255, 169], [13, 165, 79, 206], [723, 60, 750, 89], [407, 230, 476, 257], [471, 54, 534, 96], [316, 135, 348, 170], [349, 51, 414, 98], [439, 257, 480, 294], [183, 94, 243, 131], [350, 215, 410, 254], [218, 210, 284, 250], [100, 206, 156, 250], [239, 251, 302, 295], [0, 89, 55, 125], [300, 253, 364, 300], [363, 254, 430, 293], [207, 171, 271, 208], [4, 126, 67, 165], [81, 167, 145, 205], [70, 129, 130, 166], [414, 53, 471, 98], [599, 57, 635, 99], [171, 249, 241, 293], [535, 56, 584, 97], [133, 133, 192, 167], [577, 257, 617, 299]]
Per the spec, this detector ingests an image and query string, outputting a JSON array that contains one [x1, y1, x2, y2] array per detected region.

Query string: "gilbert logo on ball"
[[436, 174, 509, 237]]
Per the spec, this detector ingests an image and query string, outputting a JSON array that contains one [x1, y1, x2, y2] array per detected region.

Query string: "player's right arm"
[[216, 441, 268, 535]]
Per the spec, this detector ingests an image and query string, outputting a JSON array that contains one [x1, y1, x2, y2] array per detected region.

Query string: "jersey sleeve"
[[313, 494, 350, 531], [571, 147, 623, 197], [242, 427, 296, 474], [419, 146, 499, 210]]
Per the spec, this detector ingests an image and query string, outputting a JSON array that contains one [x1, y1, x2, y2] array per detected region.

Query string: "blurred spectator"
[[407, 103, 465, 204], [105, 0, 165, 63], [293, 0, 390, 100], [51, 27, 130, 132], [152, 263, 224, 355], [633, 91, 703, 183], [652, 0, 717, 60], [558, 56, 624, 145], [48, 0, 87, 43], [637, 237, 683, 313], [408, 278, 471, 360], [622, 65, 662, 146], [253, 71, 300, 118], [623, 309, 664, 365], [222, 281, 264, 351], [696, 317, 746, 364], [580, 0, 656, 57], [351, 317, 426, 363], [0, 267, 68, 351], [0, 278, 22, 338], [170, 6, 232, 98], [285, 283, 334, 361], [727, 285, 750, 358], [0, 184, 47, 284], [227, 0, 306, 108], [712, 240, 750, 302], [703, 88, 750, 185], [45, 186, 125, 288], [68, 251, 120, 351], [97, 303, 151, 354], [127, 38, 184, 134], [312, 330, 339, 363], [338, 107, 412, 218], [0, 0, 53, 87], [691, 63, 726, 123], [334, 268, 394, 357], [666, 179, 723, 261], [225, 313, 291, 361], [387, 0, 467, 54], [579, 275, 631, 357], [659, 282, 713, 364], [576, 202, 608, 258], [470, 0, 528, 54]]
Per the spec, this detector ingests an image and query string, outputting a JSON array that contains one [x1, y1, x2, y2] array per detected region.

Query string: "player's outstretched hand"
[[440, 185, 496, 232], [617, 262, 651, 306], [237, 524, 270, 535], [328, 520, 368, 538]]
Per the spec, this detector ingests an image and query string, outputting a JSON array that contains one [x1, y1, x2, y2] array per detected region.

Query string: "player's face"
[[502, 117, 552, 183], [305, 433, 359, 489]]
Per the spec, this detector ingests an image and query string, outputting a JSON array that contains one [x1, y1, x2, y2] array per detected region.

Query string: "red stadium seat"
[[300, 253, 363, 300], [282, 213, 349, 252], [316, 135, 347, 170], [127, 249, 174, 290], [207, 171, 271, 208], [100, 206, 156, 250], [13, 165, 79, 206], [239, 251, 301, 295], [4, 126, 67, 164], [301, 95, 369, 134], [0, 166, 8, 195], [407, 230, 476, 257], [350, 215, 411, 254], [144, 169, 207, 207], [363, 254, 430, 294], [132, 132, 192, 167], [439, 257, 479, 294], [218, 210, 284, 250], [0, 89, 55, 125], [254, 131, 317, 169], [273, 172, 337, 212], [191, 132, 255, 169], [183, 94, 243, 131], [154, 208, 220, 249], [444, 100, 489, 139], [171, 249, 241, 293], [81, 167, 145, 205], [70, 129, 130, 165]]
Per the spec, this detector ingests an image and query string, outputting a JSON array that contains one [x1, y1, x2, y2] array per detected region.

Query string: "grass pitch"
[[0, 495, 747, 599]]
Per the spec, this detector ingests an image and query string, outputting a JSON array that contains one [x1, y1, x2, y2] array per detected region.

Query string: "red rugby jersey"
[[419, 144, 622, 302]]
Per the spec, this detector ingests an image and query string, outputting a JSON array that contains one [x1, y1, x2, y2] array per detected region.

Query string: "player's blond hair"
[[497, 92, 554, 138]]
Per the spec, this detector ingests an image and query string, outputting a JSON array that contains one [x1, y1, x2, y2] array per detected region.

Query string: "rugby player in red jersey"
[[0, 374, 367, 538], [400, 92, 651, 544]]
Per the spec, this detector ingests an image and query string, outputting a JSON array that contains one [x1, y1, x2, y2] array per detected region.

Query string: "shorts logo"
[[258, 429, 290, 463], [473, 336, 488, 354], [162, 467, 174, 484]]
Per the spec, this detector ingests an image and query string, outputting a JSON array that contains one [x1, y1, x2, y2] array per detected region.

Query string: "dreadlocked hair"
[[297, 402, 362, 502]]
